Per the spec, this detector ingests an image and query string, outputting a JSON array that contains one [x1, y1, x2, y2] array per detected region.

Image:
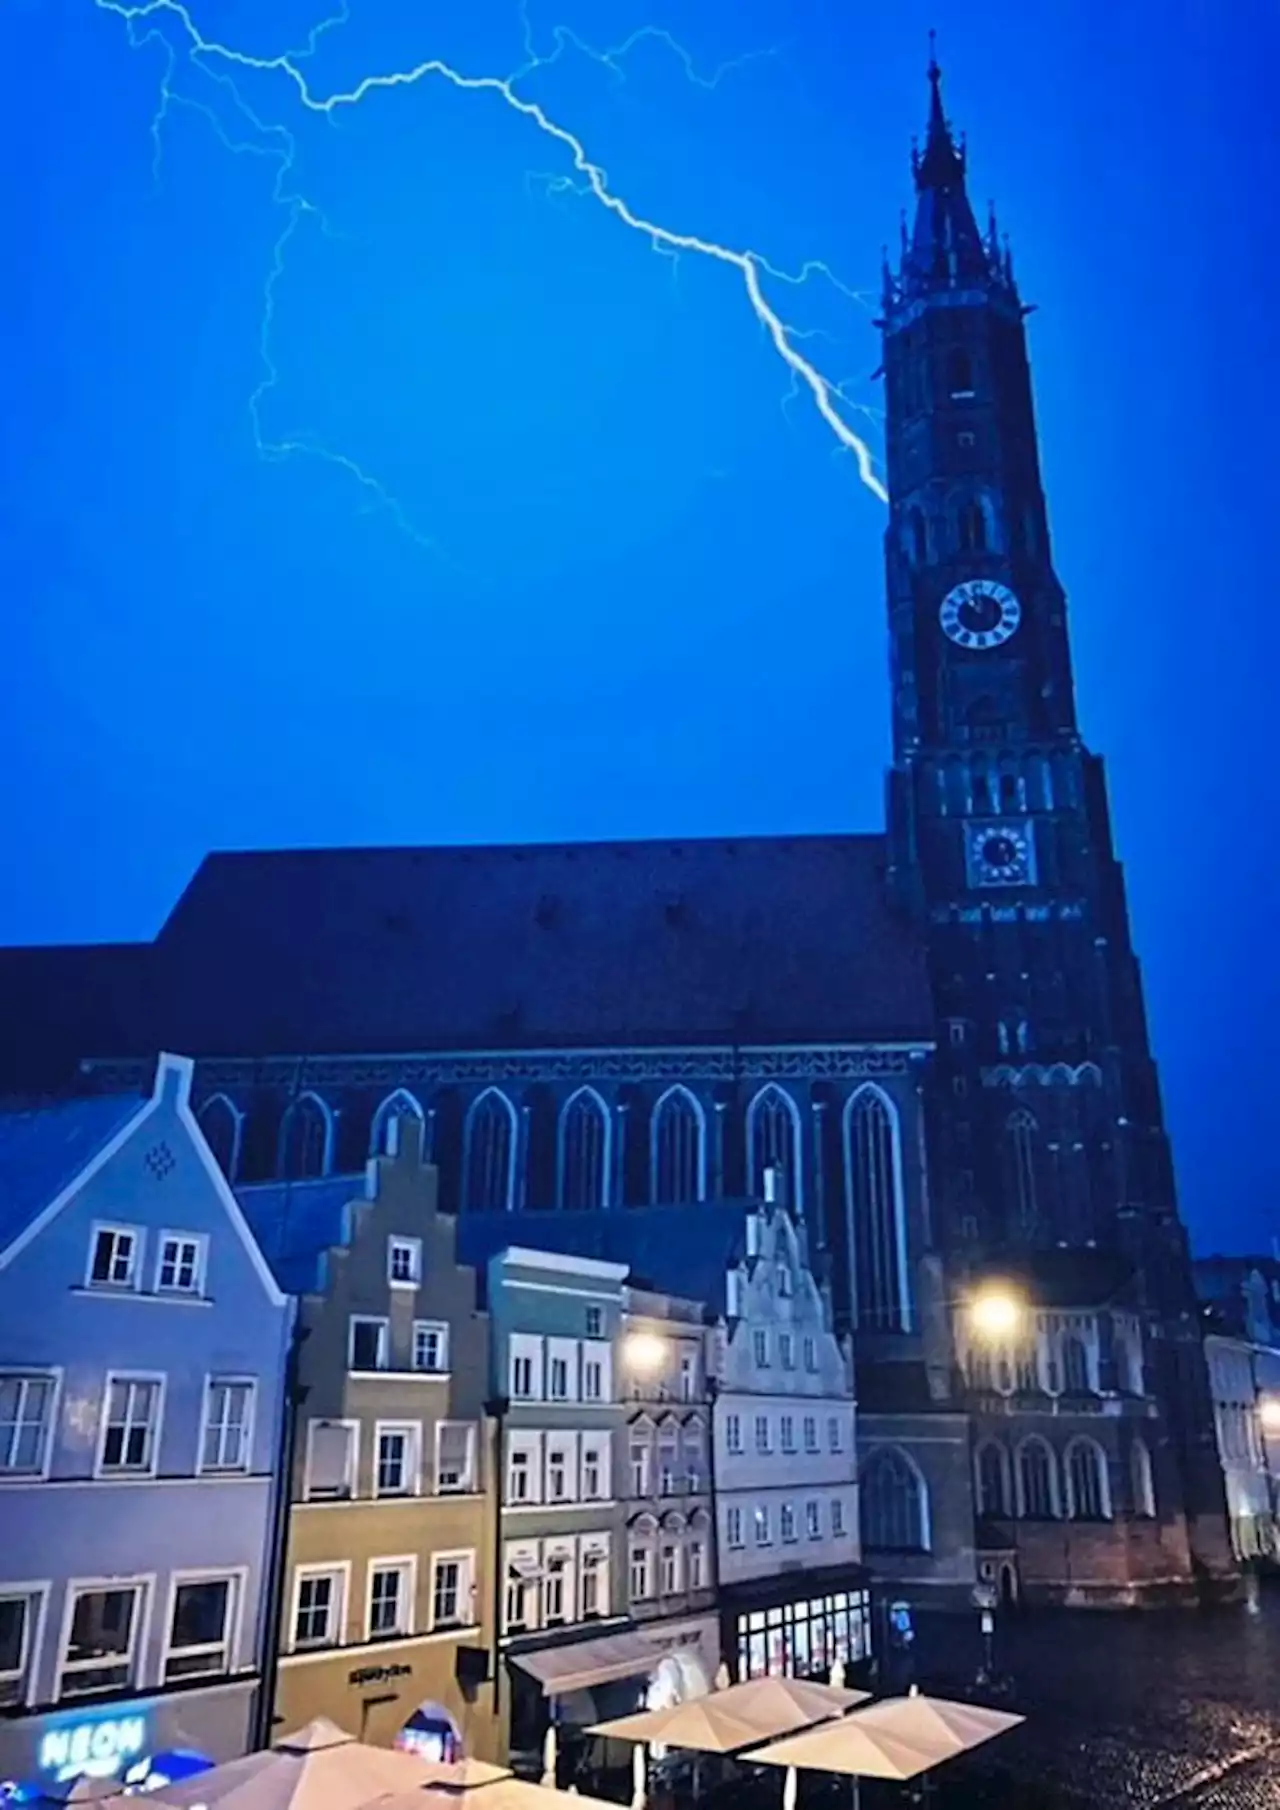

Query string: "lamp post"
[[959, 1283, 1027, 1694], [484, 1395, 510, 1731]]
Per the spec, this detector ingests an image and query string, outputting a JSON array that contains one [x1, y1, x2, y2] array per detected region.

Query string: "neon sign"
[[39, 1715, 148, 1782]]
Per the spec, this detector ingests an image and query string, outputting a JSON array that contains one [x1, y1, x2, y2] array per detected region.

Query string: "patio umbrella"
[[751, 1689, 1024, 1784], [136, 1719, 449, 1810], [590, 1676, 867, 1756], [370, 1780, 618, 1809]]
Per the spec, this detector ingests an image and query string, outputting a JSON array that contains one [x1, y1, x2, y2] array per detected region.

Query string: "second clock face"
[[939, 579, 1021, 650]]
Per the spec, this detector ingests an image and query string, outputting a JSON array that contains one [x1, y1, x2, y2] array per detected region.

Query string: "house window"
[[305, 1421, 356, 1500], [548, 1357, 569, 1400], [560, 1089, 610, 1210], [754, 1416, 771, 1455], [861, 1447, 928, 1552], [60, 1584, 143, 1696], [164, 1576, 234, 1681], [847, 1088, 907, 1331], [780, 1416, 796, 1455], [1131, 1439, 1156, 1518], [99, 1377, 161, 1474], [725, 1414, 742, 1455], [201, 1380, 254, 1473], [349, 1317, 389, 1372], [754, 1505, 771, 1547], [0, 1373, 57, 1475], [508, 1448, 533, 1505], [0, 1590, 39, 1708], [651, 1088, 704, 1204], [630, 1437, 651, 1497], [803, 1416, 819, 1455], [831, 1498, 847, 1537], [805, 1500, 821, 1540], [679, 1353, 696, 1401], [509, 1334, 541, 1400], [683, 1424, 704, 1493], [88, 1226, 138, 1289], [586, 1305, 603, 1338], [368, 1561, 412, 1639], [279, 1096, 329, 1178], [435, 1422, 476, 1494], [629, 1545, 653, 1601], [464, 1090, 516, 1212], [828, 1416, 843, 1454], [431, 1553, 473, 1630], [779, 1333, 795, 1371], [388, 1237, 422, 1286], [753, 1329, 770, 1368], [412, 1321, 449, 1373], [580, 1543, 608, 1619], [976, 1442, 1010, 1517], [294, 1568, 344, 1648], [1007, 1110, 1040, 1233], [547, 1441, 572, 1503], [803, 1337, 818, 1373], [581, 1435, 608, 1500], [777, 1265, 793, 1299], [660, 1544, 681, 1593], [726, 1506, 744, 1548], [688, 1541, 705, 1589], [375, 1424, 419, 1496], [156, 1233, 205, 1295], [1062, 1334, 1091, 1393], [505, 1559, 536, 1633], [543, 1550, 571, 1625], [780, 1503, 797, 1544], [583, 1352, 605, 1401]]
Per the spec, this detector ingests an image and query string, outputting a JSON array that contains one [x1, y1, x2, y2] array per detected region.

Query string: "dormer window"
[[88, 1226, 140, 1290]]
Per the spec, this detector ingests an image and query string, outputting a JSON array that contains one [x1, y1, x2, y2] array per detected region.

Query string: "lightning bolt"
[[96, 0, 890, 555]]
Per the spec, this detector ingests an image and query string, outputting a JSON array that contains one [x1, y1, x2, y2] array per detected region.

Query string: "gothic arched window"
[[946, 347, 974, 396], [1066, 1439, 1109, 1520], [198, 1094, 241, 1181], [370, 1088, 424, 1158], [976, 1441, 1010, 1517], [1017, 1437, 1058, 1518], [1130, 1438, 1156, 1518], [845, 1087, 908, 1331], [464, 1089, 517, 1212], [1061, 1334, 1090, 1394], [958, 499, 987, 553], [1006, 1110, 1039, 1232], [278, 1093, 330, 1180], [560, 1088, 610, 1210], [746, 1086, 801, 1209], [651, 1087, 705, 1205], [966, 1346, 994, 1392], [861, 1448, 929, 1551]]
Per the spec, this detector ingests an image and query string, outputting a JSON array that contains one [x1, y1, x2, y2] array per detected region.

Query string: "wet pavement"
[[907, 1588, 1280, 1807]]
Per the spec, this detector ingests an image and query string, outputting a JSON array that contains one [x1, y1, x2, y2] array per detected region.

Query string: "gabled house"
[[236, 1120, 499, 1762], [0, 1053, 293, 1793]]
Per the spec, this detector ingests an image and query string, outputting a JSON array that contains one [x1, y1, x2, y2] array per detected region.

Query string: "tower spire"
[[915, 32, 966, 191]]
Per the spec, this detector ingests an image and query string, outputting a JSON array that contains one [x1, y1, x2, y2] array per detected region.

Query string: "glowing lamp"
[[967, 1287, 1024, 1341], [624, 1331, 667, 1375], [1258, 1396, 1280, 1433]]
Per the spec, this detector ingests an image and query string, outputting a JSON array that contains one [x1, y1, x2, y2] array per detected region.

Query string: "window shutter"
[[307, 1423, 353, 1496]]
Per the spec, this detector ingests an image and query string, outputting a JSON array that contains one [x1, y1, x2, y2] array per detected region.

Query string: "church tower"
[[878, 51, 1234, 1591]]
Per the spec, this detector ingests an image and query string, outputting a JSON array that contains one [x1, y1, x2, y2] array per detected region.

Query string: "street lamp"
[[966, 1284, 1026, 1342], [1257, 1396, 1280, 1435], [623, 1331, 667, 1377]]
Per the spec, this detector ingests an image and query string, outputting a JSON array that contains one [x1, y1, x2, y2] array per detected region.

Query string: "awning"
[[510, 1632, 658, 1697]]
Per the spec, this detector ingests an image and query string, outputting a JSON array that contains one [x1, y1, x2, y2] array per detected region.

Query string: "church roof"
[[236, 1175, 366, 1295], [140, 833, 930, 1057], [0, 1091, 147, 1253]]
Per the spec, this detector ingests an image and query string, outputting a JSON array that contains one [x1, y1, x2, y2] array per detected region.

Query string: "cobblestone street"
[[907, 1591, 1280, 1807]]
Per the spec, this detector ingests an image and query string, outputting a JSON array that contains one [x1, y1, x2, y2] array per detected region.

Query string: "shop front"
[[274, 1639, 499, 1763], [722, 1569, 873, 1686], [504, 1626, 659, 1783], [0, 1681, 254, 1803]]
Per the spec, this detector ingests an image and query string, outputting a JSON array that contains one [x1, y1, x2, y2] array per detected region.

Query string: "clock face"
[[939, 580, 1021, 650], [967, 822, 1032, 886]]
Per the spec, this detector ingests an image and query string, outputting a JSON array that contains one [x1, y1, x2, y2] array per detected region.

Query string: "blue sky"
[[1, 0, 1276, 1250]]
